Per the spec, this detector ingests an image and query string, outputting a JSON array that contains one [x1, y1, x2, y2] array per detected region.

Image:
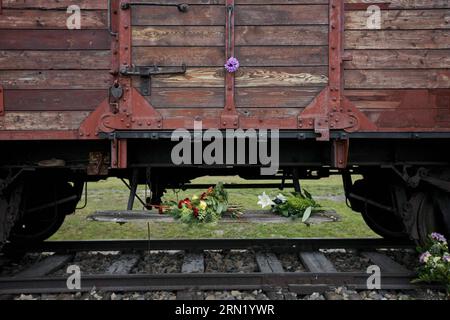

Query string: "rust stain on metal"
[[111, 139, 127, 169], [332, 139, 350, 169]]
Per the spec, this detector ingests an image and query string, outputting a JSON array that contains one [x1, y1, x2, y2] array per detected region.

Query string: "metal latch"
[[121, 2, 189, 12], [120, 64, 187, 96]]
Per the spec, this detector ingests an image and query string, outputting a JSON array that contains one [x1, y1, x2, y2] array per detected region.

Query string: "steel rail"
[[3, 238, 414, 254], [0, 272, 439, 295]]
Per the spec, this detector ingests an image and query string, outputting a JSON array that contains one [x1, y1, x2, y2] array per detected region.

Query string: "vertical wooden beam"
[[0, 85, 4, 116], [118, 0, 132, 116], [329, 0, 344, 111], [110, 0, 120, 76], [221, 0, 239, 129]]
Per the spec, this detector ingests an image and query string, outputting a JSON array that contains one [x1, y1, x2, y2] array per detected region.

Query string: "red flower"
[[178, 198, 192, 209], [200, 192, 207, 200], [193, 207, 199, 218]]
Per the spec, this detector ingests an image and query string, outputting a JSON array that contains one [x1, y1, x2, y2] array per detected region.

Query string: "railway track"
[[0, 238, 443, 299]]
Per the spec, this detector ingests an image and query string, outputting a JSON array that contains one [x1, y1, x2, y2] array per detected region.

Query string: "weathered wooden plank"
[[0, 9, 107, 29], [363, 108, 450, 129], [236, 67, 328, 88], [133, 5, 224, 26], [133, 47, 225, 67], [15, 255, 73, 278], [0, 51, 110, 70], [345, 0, 450, 10], [0, 71, 112, 90], [150, 88, 224, 109], [347, 89, 450, 110], [255, 252, 285, 300], [361, 252, 411, 273], [132, 25, 328, 46], [149, 87, 321, 109], [0, 30, 110, 50], [159, 107, 302, 129], [159, 107, 301, 118], [133, 5, 328, 25], [4, 90, 106, 111], [237, 46, 328, 66], [345, 69, 450, 89], [299, 252, 337, 273], [0, 111, 90, 130], [236, 26, 328, 46], [237, 87, 322, 109], [344, 50, 450, 69], [346, 10, 450, 30], [345, 30, 450, 49], [133, 46, 327, 67], [2, 0, 108, 9], [235, 5, 329, 25], [132, 26, 225, 46], [137, 67, 328, 88], [105, 254, 140, 275], [237, 0, 328, 3], [256, 253, 284, 273]]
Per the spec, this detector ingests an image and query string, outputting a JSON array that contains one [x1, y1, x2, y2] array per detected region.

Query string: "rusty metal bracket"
[[332, 139, 350, 169], [0, 85, 4, 116], [221, 0, 239, 129], [298, 0, 377, 143], [120, 64, 186, 96], [111, 139, 127, 169], [120, 2, 189, 12]]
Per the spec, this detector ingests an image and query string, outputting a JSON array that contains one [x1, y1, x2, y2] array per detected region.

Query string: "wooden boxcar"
[[1, 0, 450, 247]]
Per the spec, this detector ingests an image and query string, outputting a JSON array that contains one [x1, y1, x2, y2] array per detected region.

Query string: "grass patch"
[[52, 176, 377, 240]]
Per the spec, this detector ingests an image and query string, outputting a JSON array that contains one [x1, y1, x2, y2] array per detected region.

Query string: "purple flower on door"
[[225, 57, 240, 73]]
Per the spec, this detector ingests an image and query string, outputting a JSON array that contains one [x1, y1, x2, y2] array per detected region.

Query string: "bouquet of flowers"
[[414, 232, 450, 294], [165, 183, 229, 224], [257, 190, 321, 223]]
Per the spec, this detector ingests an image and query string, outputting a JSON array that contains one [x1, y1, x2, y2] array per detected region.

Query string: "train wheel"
[[8, 181, 80, 245], [360, 204, 407, 240], [412, 191, 448, 245], [349, 178, 408, 239], [0, 183, 24, 251]]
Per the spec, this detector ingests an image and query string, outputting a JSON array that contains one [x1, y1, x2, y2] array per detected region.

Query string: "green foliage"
[[165, 183, 229, 224], [272, 190, 322, 222], [414, 233, 450, 295]]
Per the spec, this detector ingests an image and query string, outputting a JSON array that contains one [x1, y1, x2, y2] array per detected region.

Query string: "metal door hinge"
[[120, 64, 186, 96], [121, 2, 188, 12]]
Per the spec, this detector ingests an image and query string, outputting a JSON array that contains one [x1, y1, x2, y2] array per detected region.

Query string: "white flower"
[[276, 194, 287, 203], [257, 192, 275, 209]]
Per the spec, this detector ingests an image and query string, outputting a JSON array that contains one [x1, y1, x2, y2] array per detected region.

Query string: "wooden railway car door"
[[79, 0, 376, 167]]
